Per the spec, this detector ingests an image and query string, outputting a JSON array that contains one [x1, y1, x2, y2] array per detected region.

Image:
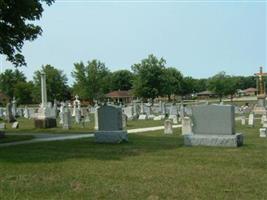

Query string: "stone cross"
[[255, 66, 267, 96]]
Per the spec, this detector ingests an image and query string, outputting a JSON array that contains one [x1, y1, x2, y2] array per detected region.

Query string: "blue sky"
[[1, 0, 266, 84]]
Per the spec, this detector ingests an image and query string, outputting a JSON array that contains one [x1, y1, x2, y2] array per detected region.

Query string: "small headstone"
[[261, 115, 267, 125], [12, 121, 19, 129], [241, 116, 246, 125], [248, 113, 255, 127], [164, 120, 173, 134], [122, 113, 127, 128], [259, 128, 266, 138], [62, 108, 72, 130], [138, 114, 147, 120], [182, 117, 192, 135]]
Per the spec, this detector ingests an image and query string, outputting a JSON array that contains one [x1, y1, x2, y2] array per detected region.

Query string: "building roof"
[[106, 90, 133, 98], [243, 88, 257, 93], [197, 90, 215, 96]]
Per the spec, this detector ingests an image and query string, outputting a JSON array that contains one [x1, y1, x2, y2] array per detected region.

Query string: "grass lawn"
[[0, 135, 34, 144], [2, 116, 164, 134], [0, 121, 266, 199]]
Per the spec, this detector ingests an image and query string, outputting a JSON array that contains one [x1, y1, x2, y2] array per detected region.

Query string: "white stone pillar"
[[41, 72, 47, 108]]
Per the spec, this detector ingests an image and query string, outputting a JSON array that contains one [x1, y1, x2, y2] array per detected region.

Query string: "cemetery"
[[0, 1, 266, 199]]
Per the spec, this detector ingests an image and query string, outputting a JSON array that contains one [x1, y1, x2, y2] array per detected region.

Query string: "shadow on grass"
[[0, 133, 184, 164]]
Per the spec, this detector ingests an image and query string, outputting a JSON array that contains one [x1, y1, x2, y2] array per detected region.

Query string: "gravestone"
[[122, 113, 127, 128], [241, 116, 246, 125], [94, 106, 99, 130], [259, 128, 266, 138], [182, 117, 192, 135], [164, 120, 173, 134], [0, 107, 3, 118], [261, 114, 267, 125], [62, 108, 72, 130], [248, 113, 255, 127], [184, 105, 243, 147], [95, 105, 128, 143], [11, 97, 17, 117], [12, 121, 19, 129]]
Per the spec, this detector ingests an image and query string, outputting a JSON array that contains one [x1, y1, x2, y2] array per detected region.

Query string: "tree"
[[14, 81, 34, 104], [33, 65, 71, 102], [72, 60, 111, 101], [0, 0, 54, 66], [111, 70, 133, 91], [0, 69, 26, 98], [208, 72, 239, 102], [132, 54, 166, 101], [162, 67, 183, 100]]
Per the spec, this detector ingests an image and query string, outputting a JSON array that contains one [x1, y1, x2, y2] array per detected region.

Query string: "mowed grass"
[[2, 116, 164, 134], [0, 135, 34, 144], [0, 121, 266, 199]]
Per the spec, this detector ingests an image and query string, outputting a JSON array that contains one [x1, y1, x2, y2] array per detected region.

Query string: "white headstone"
[[241, 116, 246, 125], [164, 120, 173, 134], [12, 121, 19, 129], [182, 117, 192, 135], [248, 113, 255, 127], [259, 128, 267, 138]]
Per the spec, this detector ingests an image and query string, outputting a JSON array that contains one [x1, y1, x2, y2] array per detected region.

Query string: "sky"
[[1, 0, 266, 85]]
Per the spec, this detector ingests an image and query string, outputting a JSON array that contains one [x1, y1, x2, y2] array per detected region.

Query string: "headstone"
[[248, 113, 255, 127], [262, 119, 267, 128], [241, 116, 246, 125], [122, 113, 127, 128], [164, 120, 173, 134], [59, 102, 65, 124], [182, 117, 192, 135], [95, 105, 128, 143], [184, 105, 243, 147], [94, 105, 99, 130], [12, 121, 19, 129], [62, 107, 72, 130], [259, 128, 267, 138], [261, 114, 267, 125], [138, 114, 147, 120], [0, 107, 3, 118]]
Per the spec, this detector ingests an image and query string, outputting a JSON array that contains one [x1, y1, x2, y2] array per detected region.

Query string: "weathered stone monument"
[[95, 105, 128, 143], [184, 105, 243, 147], [62, 107, 72, 130], [11, 97, 17, 117], [138, 102, 147, 120], [241, 115, 246, 125], [248, 113, 255, 127], [253, 67, 267, 115], [34, 71, 57, 128], [259, 128, 266, 138], [182, 117, 192, 135], [164, 120, 173, 134]]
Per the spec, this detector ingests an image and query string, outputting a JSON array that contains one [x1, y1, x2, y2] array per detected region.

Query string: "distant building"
[[106, 90, 133, 104], [242, 88, 257, 96], [196, 90, 216, 99]]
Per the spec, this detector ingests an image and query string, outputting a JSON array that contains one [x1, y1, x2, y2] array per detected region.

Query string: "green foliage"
[[0, 69, 26, 98], [0, 0, 54, 66], [181, 76, 195, 96], [33, 65, 71, 102], [162, 67, 183, 99], [111, 70, 133, 91], [208, 72, 239, 101], [132, 54, 166, 100], [72, 60, 111, 101], [14, 81, 34, 104]]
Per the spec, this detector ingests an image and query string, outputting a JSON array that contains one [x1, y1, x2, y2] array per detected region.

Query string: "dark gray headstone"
[[98, 105, 123, 131], [192, 105, 235, 135]]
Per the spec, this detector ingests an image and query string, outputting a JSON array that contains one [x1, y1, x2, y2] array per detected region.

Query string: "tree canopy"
[[132, 54, 166, 101], [0, 0, 54, 66], [72, 60, 111, 101], [111, 70, 133, 91], [33, 65, 71, 102]]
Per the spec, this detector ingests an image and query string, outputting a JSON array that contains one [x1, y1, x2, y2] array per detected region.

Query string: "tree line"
[[0, 54, 257, 105]]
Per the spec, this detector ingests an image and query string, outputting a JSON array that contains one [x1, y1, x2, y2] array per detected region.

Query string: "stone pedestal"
[[34, 118, 57, 129], [95, 131, 128, 143], [184, 133, 243, 147], [253, 95, 267, 115]]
